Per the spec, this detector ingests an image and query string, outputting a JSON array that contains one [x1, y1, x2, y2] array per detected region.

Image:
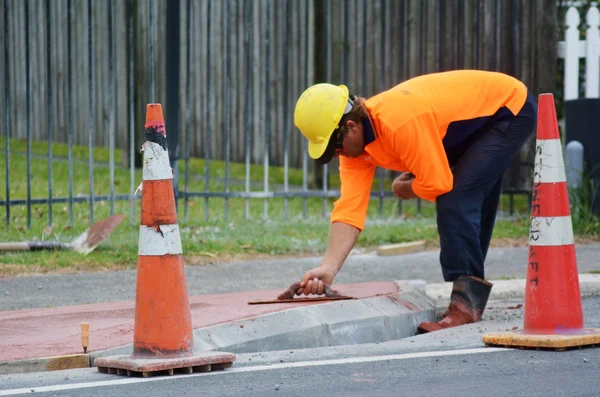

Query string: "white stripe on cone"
[[529, 215, 574, 246], [534, 139, 567, 184], [138, 224, 183, 255], [142, 141, 173, 181]]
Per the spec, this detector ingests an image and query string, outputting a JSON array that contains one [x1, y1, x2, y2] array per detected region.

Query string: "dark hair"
[[338, 95, 368, 135], [314, 95, 368, 165]]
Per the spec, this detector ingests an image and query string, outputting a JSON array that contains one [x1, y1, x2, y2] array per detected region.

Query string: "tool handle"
[[277, 282, 346, 300], [0, 242, 31, 251], [0, 241, 69, 252]]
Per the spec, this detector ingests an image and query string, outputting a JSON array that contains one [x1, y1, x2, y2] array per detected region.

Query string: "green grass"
[[0, 138, 596, 276], [568, 165, 600, 236]]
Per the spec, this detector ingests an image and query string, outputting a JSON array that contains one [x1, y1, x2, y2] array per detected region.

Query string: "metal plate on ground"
[[248, 296, 355, 305], [249, 281, 356, 304]]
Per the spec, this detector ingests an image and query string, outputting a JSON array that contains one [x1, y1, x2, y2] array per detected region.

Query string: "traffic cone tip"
[[145, 104, 166, 135], [536, 93, 560, 140]]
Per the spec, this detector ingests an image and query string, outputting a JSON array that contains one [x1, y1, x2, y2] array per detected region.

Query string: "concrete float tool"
[[248, 281, 355, 304], [0, 214, 125, 255]]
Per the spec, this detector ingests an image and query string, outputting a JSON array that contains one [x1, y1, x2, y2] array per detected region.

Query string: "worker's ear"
[[345, 120, 358, 136]]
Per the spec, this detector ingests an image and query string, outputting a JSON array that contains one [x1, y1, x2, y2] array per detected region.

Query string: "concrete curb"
[[425, 274, 600, 307], [88, 281, 436, 366], [190, 282, 435, 355], [0, 354, 89, 375]]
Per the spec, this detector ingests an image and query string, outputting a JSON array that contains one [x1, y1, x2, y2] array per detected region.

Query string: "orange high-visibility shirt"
[[331, 70, 528, 231]]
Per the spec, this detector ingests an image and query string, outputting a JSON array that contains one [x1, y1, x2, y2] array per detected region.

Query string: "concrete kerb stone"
[[425, 274, 600, 308], [0, 354, 89, 375], [189, 285, 436, 354]]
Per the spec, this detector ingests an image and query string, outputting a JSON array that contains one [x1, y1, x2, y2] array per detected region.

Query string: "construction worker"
[[292, 70, 537, 333]]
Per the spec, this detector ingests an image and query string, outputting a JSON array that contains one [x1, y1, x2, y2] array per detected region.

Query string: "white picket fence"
[[557, 4, 600, 100]]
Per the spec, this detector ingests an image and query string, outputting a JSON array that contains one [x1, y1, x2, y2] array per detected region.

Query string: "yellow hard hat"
[[294, 83, 351, 161]]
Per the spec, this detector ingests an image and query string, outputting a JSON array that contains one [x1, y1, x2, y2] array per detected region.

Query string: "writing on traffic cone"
[[483, 94, 600, 350], [95, 104, 235, 376]]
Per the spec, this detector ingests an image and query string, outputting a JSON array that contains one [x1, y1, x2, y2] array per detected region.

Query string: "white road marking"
[[0, 347, 508, 395]]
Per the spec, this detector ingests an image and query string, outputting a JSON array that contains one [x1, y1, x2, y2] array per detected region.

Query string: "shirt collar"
[[362, 117, 376, 145]]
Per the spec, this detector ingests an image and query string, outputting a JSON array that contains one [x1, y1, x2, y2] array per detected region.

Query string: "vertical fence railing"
[[25, 0, 32, 229], [183, 0, 191, 222], [149, 0, 155, 103], [67, 0, 74, 226], [302, 0, 309, 220], [224, 0, 231, 221], [493, 0, 499, 70], [166, 0, 181, 208], [87, 0, 95, 225], [417, 0, 424, 217], [203, 0, 211, 222], [243, 0, 252, 221], [108, 0, 115, 216], [283, 0, 290, 221], [46, 0, 53, 228], [475, 0, 480, 68], [263, 0, 270, 220], [322, 0, 330, 220], [129, 0, 136, 225], [378, 0, 386, 219], [397, 0, 405, 218], [3, 0, 9, 230]]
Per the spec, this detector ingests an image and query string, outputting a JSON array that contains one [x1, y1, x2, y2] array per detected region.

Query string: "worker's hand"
[[396, 172, 415, 182], [296, 266, 336, 296], [392, 174, 418, 200]]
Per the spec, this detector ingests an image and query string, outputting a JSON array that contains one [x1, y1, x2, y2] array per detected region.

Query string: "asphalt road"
[[2, 244, 600, 311], [2, 296, 600, 397], [3, 349, 597, 397]]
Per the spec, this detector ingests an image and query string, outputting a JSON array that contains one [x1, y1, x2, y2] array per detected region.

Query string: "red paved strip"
[[0, 282, 398, 362]]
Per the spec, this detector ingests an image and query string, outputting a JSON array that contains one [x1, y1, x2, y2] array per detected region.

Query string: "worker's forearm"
[[321, 221, 360, 276]]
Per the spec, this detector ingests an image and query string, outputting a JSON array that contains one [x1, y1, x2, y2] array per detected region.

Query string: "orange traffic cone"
[[483, 94, 600, 350], [95, 104, 235, 376]]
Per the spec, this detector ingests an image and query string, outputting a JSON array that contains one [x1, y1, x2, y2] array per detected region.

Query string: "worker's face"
[[335, 120, 365, 159]]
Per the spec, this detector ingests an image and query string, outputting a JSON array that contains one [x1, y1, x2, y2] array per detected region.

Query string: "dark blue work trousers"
[[436, 92, 538, 282]]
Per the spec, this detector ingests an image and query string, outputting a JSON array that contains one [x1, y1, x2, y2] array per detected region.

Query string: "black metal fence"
[[1, 0, 557, 230]]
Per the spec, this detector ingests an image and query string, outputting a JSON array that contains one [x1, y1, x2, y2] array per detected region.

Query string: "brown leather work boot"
[[418, 275, 493, 333]]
